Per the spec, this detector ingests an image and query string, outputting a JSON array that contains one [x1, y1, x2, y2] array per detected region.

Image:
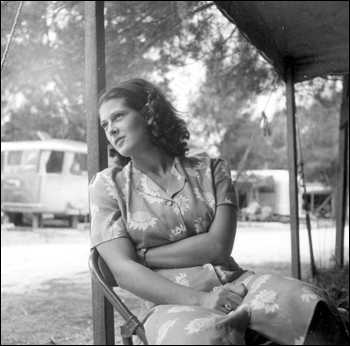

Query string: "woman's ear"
[[147, 116, 154, 125]]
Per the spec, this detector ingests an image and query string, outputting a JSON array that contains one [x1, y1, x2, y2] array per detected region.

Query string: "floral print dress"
[[89, 156, 345, 345]]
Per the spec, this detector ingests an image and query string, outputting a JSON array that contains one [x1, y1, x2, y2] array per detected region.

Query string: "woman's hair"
[[99, 78, 190, 164]]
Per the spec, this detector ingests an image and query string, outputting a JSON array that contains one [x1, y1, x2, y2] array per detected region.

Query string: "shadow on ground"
[[1, 271, 142, 345]]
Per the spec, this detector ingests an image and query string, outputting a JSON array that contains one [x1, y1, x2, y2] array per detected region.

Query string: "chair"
[[89, 248, 349, 345], [89, 248, 148, 345]]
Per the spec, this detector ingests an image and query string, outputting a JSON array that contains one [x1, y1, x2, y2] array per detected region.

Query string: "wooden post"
[[85, 2, 113, 345], [335, 74, 349, 267], [85, 1, 109, 181], [285, 59, 301, 279]]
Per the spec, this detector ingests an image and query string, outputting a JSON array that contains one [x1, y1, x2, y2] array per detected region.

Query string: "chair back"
[[89, 248, 148, 345]]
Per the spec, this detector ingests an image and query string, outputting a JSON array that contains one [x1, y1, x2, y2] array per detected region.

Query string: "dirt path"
[[234, 221, 349, 268], [1, 226, 91, 294]]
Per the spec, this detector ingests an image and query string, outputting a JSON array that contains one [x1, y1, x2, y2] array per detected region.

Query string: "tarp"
[[213, 1, 349, 83]]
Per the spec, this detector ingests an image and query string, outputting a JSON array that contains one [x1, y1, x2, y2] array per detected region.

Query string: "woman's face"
[[99, 98, 152, 158]]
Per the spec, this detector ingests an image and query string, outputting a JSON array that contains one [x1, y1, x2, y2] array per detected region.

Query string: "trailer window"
[[23, 151, 39, 173], [8, 151, 22, 165], [70, 153, 87, 175], [46, 151, 64, 173]]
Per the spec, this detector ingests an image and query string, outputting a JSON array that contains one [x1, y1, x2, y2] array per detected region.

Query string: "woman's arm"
[[97, 235, 244, 313], [137, 204, 237, 269]]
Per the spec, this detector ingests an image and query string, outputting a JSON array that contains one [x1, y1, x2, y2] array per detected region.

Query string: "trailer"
[[1, 139, 89, 228]]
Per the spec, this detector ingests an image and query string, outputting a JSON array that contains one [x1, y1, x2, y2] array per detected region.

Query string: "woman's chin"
[[117, 147, 131, 158]]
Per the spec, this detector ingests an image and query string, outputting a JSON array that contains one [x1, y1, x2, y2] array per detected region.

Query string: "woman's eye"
[[114, 113, 124, 120], [101, 122, 108, 129]]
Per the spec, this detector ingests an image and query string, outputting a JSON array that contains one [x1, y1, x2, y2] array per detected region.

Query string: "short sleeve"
[[212, 159, 239, 210], [89, 171, 129, 248]]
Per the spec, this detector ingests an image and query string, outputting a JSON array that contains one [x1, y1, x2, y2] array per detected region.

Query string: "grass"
[[315, 264, 349, 310]]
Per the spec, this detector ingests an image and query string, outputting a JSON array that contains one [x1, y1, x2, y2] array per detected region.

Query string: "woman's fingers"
[[203, 285, 248, 313], [227, 294, 244, 310], [226, 283, 248, 298], [221, 283, 248, 312]]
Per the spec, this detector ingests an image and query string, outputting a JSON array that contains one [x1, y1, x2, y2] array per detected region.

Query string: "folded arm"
[[96, 235, 244, 313], [137, 204, 238, 269]]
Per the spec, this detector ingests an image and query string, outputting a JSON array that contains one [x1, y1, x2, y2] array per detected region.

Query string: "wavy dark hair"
[[99, 78, 190, 165]]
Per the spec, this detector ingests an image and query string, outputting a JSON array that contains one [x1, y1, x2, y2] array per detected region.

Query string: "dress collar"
[[131, 157, 186, 199]]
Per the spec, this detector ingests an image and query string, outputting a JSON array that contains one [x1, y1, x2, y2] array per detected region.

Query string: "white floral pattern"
[[204, 192, 215, 210], [194, 217, 209, 234], [90, 202, 100, 214], [140, 192, 164, 204], [127, 211, 157, 231], [90, 157, 238, 248], [156, 319, 179, 344], [301, 286, 318, 303], [121, 182, 129, 201], [101, 220, 123, 241], [174, 273, 190, 286], [205, 167, 212, 181], [185, 167, 200, 177], [139, 193, 164, 204], [251, 290, 279, 313], [194, 161, 208, 170], [171, 165, 182, 180], [221, 161, 232, 178], [193, 187, 205, 202], [88, 157, 336, 345], [143, 300, 154, 310], [121, 168, 131, 201], [185, 314, 217, 334], [173, 195, 190, 215], [102, 172, 115, 186], [102, 173, 119, 200], [140, 176, 160, 196], [251, 274, 272, 292], [167, 306, 196, 314], [169, 224, 187, 241], [193, 188, 215, 210]]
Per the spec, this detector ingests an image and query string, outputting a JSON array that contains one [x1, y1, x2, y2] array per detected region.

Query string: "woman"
[[90, 78, 348, 345]]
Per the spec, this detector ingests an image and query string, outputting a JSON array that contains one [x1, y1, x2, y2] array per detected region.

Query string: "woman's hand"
[[199, 283, 248, 314]]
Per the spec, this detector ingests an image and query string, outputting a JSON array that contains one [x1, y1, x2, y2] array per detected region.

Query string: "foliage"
[[315, 264, 349, 310], [295, 82, 342, 185], [1, 1, 86, 141], [1, 1, 344, 183]]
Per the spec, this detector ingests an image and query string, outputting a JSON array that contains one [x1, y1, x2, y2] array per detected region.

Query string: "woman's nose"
[[108, 124, 119, 137]]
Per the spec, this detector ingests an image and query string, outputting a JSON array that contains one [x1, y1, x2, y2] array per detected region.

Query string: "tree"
[[1, 1, 343, 185], [1, 1, 86, 141], [1, 1, 218, 140], [294, 79, 342, 185]]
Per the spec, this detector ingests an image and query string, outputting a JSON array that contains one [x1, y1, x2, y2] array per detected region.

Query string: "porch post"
[[85, 1, 113, 345], [285, 59, 301, 279], [335, 74, 349, 267]]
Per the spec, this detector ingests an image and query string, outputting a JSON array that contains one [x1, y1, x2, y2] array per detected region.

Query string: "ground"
[[1, 220, 349, 345]]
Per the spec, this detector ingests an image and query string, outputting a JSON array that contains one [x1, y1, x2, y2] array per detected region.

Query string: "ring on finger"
[[224, 303, 233, 311]]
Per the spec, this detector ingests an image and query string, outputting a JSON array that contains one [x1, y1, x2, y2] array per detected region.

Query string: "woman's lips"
[[115, 137, 125, 147]]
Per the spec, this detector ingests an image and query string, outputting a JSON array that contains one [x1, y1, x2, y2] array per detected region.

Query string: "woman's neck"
[[131, 149, 175, 178]]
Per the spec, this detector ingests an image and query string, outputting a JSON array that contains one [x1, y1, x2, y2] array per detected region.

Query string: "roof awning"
[[213, 1, 349, 83]]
